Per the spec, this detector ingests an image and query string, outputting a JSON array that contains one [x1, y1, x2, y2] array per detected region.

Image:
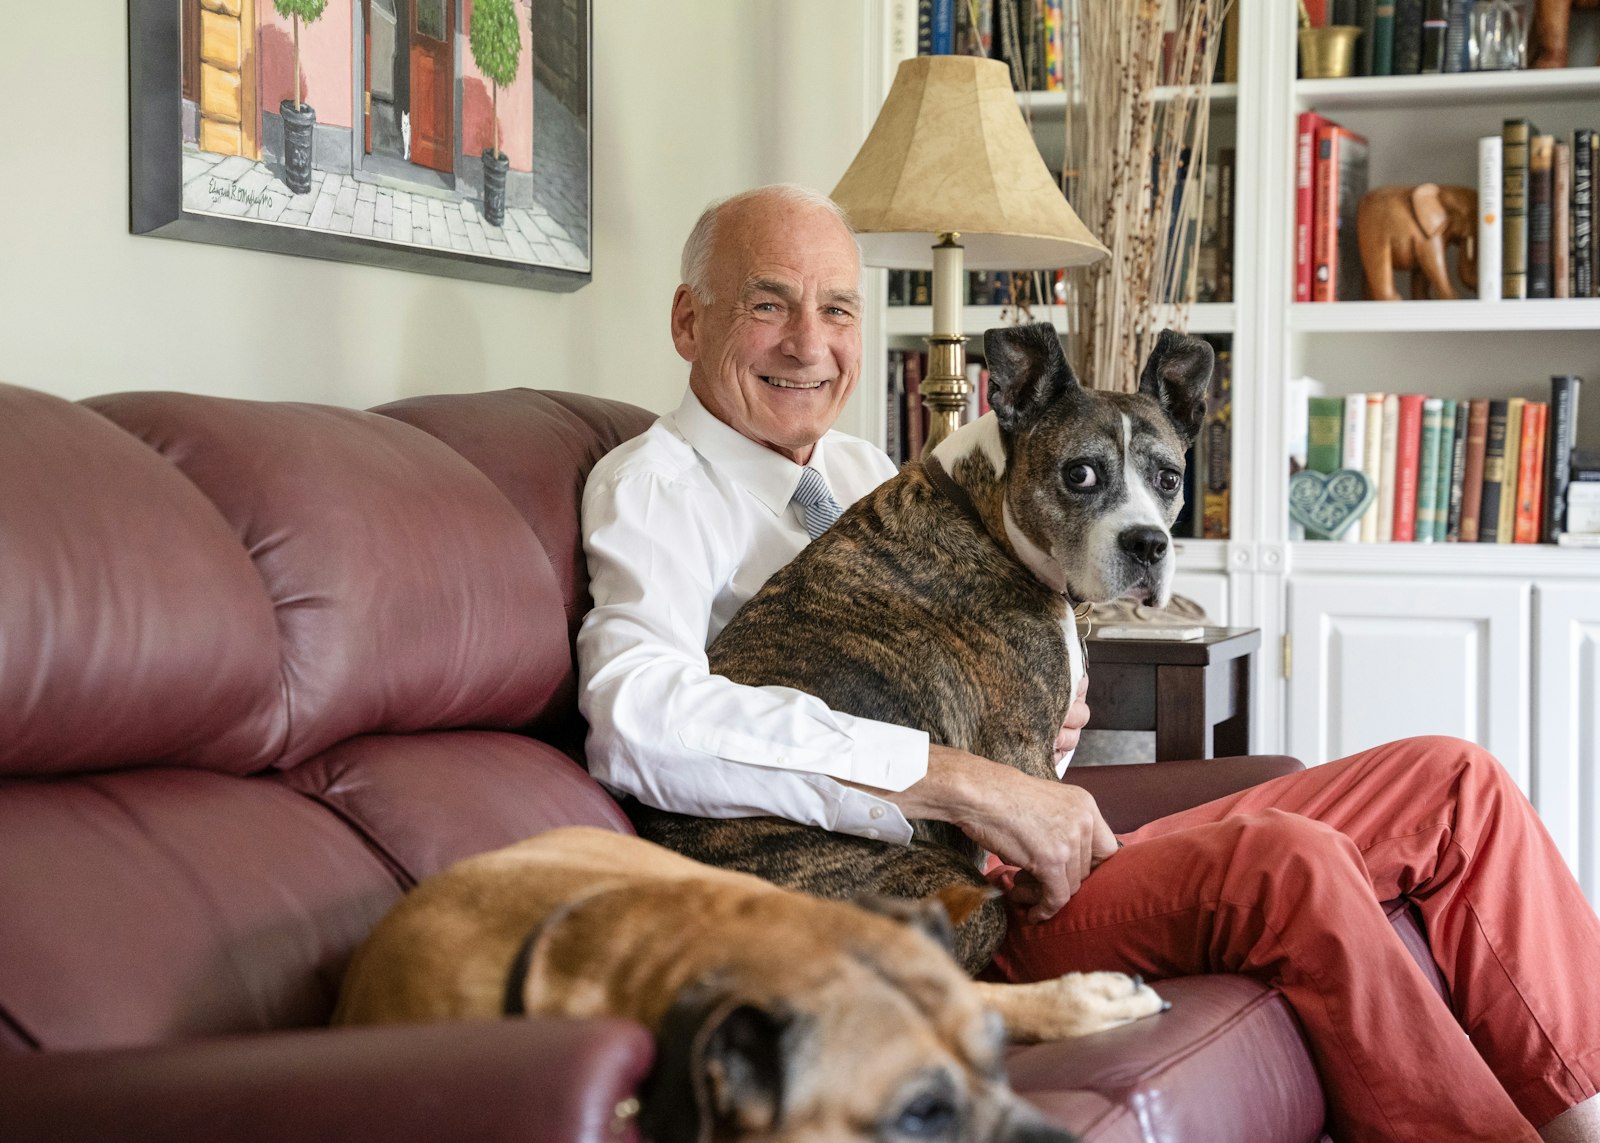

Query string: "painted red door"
[[408, 0, 453, 172]]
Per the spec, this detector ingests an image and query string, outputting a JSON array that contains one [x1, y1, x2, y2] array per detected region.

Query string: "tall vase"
[[279, 99, 316, 195], [481, 149, 510, 228]]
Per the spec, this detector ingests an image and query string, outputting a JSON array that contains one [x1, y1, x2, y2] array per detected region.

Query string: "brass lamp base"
[[919, 333, 970, 458]]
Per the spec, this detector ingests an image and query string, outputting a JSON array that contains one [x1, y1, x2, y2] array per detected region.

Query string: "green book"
[[1307, 397, 1346, 474], [1431, 398, 1457, 541], [1416, 398, 1444, 542], [1373, 1, 1396, 75]]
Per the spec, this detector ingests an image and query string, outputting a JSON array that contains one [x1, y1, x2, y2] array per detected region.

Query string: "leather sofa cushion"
[[0, 769, 398, 1050], [280, 729, 634, 887], [0, 385, 283, 778], [88, 393, 571, 769], [1009, 976, 1325, 1142]]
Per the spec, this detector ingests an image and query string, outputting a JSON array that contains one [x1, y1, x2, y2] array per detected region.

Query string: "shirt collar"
[[669, 388, 831, 517]]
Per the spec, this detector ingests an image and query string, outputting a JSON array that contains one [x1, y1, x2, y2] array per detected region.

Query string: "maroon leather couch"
[[0, 381, 1431, 1141]]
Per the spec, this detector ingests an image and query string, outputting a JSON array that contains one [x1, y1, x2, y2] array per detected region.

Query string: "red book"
[[1391, 394, 1427, 541], [1457, 399, 1491, 542], [1513, 401, 1548, 543], [1312, 123, 1370, 302], [1303, 0, 1329, 24], [1295, 112, 1331, 304]]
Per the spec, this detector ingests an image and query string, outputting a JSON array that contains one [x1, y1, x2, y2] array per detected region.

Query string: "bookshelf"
[[866, 1, 1600, 901]]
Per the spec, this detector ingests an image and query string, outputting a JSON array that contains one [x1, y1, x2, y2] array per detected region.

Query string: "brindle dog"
[[633, 323, 1214, 977]]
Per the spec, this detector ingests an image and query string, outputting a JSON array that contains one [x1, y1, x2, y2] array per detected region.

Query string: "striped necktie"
[[792, 467, 844, 540]]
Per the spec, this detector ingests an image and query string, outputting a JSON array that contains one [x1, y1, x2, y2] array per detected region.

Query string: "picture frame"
[[129, 0, 591, 292]]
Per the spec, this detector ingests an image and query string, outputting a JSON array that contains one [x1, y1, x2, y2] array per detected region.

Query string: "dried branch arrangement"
[[1062, 0, 1228, 392]]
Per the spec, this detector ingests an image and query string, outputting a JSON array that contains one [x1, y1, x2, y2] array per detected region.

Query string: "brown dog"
[[633, 324, 1214, 975], [336, 827, 1160, 1143]]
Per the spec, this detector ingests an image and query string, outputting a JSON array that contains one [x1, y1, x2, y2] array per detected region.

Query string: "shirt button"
[[866, 829, 880, 840], [775, 755, 787, 765], [869, 806, 886, 819]]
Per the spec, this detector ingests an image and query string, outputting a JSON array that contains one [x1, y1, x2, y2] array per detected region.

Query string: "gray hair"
[[679, 184, 860, 303]]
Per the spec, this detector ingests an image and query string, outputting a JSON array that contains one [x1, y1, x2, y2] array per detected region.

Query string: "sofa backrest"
[[0, 382, 655, 1052]]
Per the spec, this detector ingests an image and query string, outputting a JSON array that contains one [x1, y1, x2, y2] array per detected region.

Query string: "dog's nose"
[[1118, 526, 1168, 567]]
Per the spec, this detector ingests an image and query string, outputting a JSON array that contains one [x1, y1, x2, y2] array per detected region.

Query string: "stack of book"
[[1294, 111, 1370, 302], [1302, 0, 1493, 77], [1294, 375, 1585, 543], [1483, 122, 1599, 301], [1561, 448, 1600, 548]]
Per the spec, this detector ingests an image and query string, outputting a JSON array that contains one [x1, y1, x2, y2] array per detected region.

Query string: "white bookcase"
[[864, 2, 1600, 895]]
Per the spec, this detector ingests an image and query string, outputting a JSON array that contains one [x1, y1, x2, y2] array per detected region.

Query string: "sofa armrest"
[[1065, 755, 1304, 834], [0, 1017, 653, 1143]]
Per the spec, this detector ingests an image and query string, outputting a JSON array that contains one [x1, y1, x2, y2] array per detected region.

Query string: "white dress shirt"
[[577, 388, 927, 844]]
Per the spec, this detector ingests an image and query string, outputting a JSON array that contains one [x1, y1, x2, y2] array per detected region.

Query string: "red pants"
[[992, 737, 1600, 1143]]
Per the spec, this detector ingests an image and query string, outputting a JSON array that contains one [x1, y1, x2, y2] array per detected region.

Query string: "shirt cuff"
[[832, 785, 915, 846]]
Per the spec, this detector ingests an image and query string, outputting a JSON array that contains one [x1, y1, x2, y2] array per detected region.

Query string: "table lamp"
[[831, 54, 1110, 456]]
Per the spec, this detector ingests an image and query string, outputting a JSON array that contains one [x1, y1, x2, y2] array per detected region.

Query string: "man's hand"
[[882, 745, 1119, 923], [1054, 674, 1091, 765]]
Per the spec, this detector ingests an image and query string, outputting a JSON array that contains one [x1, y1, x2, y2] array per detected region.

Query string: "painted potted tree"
[[275, 0, 327, 195], [469, 0, 521, 227]]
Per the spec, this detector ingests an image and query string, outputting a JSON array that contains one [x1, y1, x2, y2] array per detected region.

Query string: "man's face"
[[672, 196, 864, 465]]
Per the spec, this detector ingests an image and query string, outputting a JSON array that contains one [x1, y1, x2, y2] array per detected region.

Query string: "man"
[[576, 184, 1599, 1143]]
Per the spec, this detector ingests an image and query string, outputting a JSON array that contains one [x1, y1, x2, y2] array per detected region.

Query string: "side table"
[[1083, 626, 1261, 762]]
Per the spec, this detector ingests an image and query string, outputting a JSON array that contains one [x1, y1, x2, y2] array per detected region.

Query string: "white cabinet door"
[[1286, 577, 1530, 780], [1171, 570, 1228, 626], [1534, 583, 1600, 906]]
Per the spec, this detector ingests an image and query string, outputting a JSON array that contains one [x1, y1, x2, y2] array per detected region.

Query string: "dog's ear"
[[639, 984, 802, 1143], [853, 884, 999, 954], [1137, 329, 1214, 445], [983, 323, 1081, 434]]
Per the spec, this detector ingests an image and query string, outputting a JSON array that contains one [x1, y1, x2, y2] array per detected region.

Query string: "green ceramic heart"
[[1289, 468, 1375, 540]]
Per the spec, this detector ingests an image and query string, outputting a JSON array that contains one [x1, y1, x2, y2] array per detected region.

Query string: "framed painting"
[[129, 0, 591, 291]]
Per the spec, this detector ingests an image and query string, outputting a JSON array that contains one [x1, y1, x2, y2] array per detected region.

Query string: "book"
[[1391, 393, 1426, 541], [930, 0, 955, 53], [1307, 396, 1346, 475], [1312, 123, 1370, 302], [1544, 375, 1583, 540], [1304, 0, 1330, 25], [1477, 399, 1512, 542], [1285, 375, 1325, 541], [886, 352, 906, 463], [1576, 130, 1595, 298], [1340, 392, 1368, 541], [917, 0, 933, 55], [1554, 140, 1571, 299], [1513, 401, 1547, 543], [1294, 112, 1331, 304], [1528, 134, 1555, 298], [1443, 0, 1473, 71], [1497, 398, 1525, 542], [1557, 532, 1600, 548], [1201, 346, 1232, 540], [904, 349, 927, 460], [1420, 0, 1448, 72], [1361, 392, 1386, 542], [1356, 0, 1378, 75], [1458, 399, 1491, 542], [1502, 118, 1535, 300], [1216, 147, 1236, 303], [1373, 0, 1397, 74], [1393, 0, 1425, 74], [1445, 398, 1470, 540], [1568, 482, 1600, 533], [1042, 0, 1067, 91], [1432, 398, 1458, 542], [1377, 393, 1401, 541], [1415, 397, 1445, 542], [1478, 135, 1503, 301]]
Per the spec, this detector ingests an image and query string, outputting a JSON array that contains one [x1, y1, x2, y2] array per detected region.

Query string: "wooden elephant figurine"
[[1356, 183, 1478, 301], [1531, 0, 1600, 68]]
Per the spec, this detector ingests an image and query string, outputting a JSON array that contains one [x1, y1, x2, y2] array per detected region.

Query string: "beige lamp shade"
[[831, 55, 1109, 271]]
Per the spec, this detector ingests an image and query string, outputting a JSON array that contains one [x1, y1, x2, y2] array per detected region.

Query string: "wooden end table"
[[1082, 626, 1261, 762]]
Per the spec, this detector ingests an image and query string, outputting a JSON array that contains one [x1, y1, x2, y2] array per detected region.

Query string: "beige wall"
[[0, 3, 874, 428]]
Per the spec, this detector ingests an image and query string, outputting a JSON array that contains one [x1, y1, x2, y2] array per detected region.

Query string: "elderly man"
[[576, 184, 1599, 1143]]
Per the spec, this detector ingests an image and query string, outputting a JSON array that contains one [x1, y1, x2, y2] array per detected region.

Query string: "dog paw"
[[987, 971, 1167, 1042]]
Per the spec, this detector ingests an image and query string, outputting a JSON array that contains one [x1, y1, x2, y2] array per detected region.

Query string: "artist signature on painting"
[[208, 178, 274, 211]]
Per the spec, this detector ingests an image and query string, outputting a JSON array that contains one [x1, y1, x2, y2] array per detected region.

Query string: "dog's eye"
[[1157, 468, 1182, 494], [893, 1093, 959, 1136], [1064, 463, 1099, 490]]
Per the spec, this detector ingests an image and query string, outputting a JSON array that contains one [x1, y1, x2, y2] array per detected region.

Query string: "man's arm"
[[577, 461, 929, 842]]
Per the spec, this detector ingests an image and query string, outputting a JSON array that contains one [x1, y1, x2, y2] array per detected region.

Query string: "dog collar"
[[922, 455, 986, 532]]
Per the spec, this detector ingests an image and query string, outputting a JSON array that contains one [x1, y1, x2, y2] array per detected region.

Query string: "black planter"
[[482, 148, 510, 227], [279, 99, 315, 195]]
